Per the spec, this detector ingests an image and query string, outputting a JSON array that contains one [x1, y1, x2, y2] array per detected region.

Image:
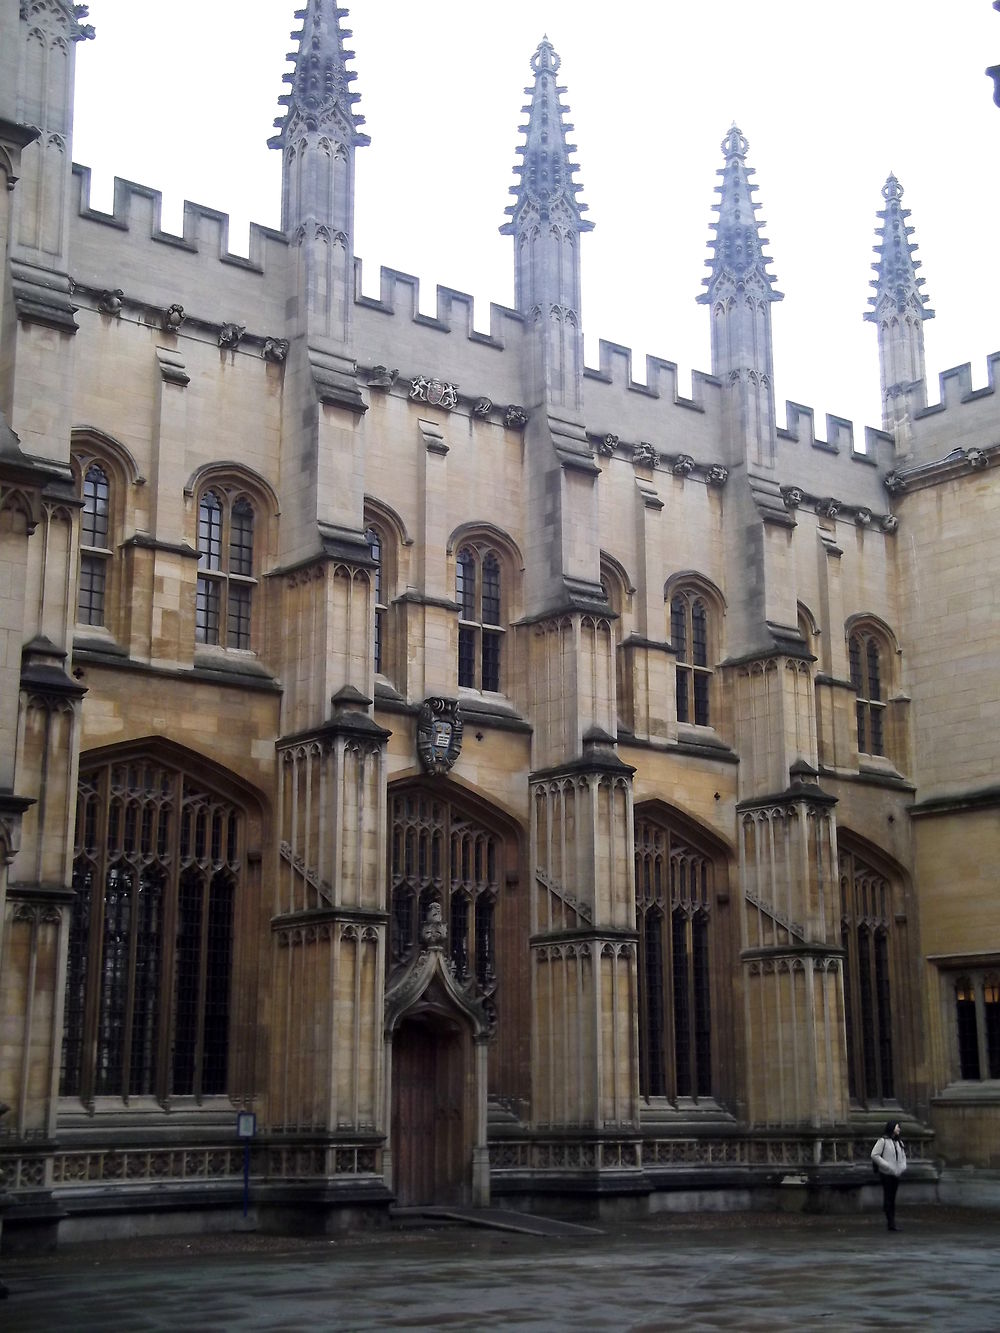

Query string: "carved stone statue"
[[97, 289, 124, 316], [421, 901, 447, 948], [262, 337, 290, 364], [219, 321, 247, 350]]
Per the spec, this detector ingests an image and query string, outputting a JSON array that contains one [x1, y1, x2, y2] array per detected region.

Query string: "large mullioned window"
[[670, 589, 713, 727], [840, 845, 896, 1103], [952, 972, 1000, 1082], [635, 813, 716, 1100], [389, 789, 500, 1000], [78, 463, 111, 626], [849, 627, 887, 756], [61, 757, 241, 1104], [366, 525, 387, 676], [456, 546, 504, 692], [196, 490, 256, 650]]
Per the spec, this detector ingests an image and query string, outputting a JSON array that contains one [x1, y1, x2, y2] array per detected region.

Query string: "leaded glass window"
[[635, 814, 716, 1101], [456, 546, 504, 692], [78, 464, 111, 626], [671, 590, 713, 726], [840, 846, 896, 1103], [61, 757, 242, 1104], [197, 490, 256, 650]]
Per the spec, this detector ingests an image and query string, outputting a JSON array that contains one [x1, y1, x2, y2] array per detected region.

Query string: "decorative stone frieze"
[[96, 288, 124, 316], [262, 337, 289, 363], [218, 321, 246, 349], [162, 303, 185, 332], [368, 365, 398, 389], [410, 375, 458, 409]]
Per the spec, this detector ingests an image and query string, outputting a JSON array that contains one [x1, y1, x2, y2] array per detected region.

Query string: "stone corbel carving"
[[504, 404, 529, 430], [966, 448, 989, 469], [854, 507, 872, 527], [368, 365, 398, 389], [597, 434, 618, 457], [473, 398, 493, 418], [672, 454, 695, 476], [883, 471, 906, 495], [219, 321, 247, 350], [816, 497, 840, 519], [881, 514, 900, 534], [162, 303, 186, 332], [410, 375, 458, 410], [706, 464, 729, 486], [632, 442, 658, 468], [97, 289, 124, 316], [262, 337, 289, 364], [781, 486, 803, 509]]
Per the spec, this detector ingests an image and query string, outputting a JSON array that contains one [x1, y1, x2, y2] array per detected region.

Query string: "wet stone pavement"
[[2, 1205, 999, 1332]]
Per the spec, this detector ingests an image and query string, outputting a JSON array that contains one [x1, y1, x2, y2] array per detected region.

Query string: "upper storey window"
[[457, 546, 504, 693], [366, 525, 386, 676], [196, 491, 256, 650], [670, 589, 713, 727], [849, 626, 887, 756], [78, 463, 111, 627]]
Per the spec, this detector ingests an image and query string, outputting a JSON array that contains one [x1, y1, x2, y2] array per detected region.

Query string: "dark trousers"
[[881, 1175, 900, 1228]]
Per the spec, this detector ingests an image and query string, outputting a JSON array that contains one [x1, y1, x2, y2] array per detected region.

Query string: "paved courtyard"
[[3, 1205, 998, 1331]]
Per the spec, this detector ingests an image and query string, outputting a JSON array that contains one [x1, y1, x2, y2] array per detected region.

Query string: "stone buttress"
[[0, 0, 90, 1139], [700, 128, 850, 1130], [505, 40, 640, 1160], [266, 2, 389, 1178]]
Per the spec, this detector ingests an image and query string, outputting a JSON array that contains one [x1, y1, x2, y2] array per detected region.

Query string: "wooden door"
[[392, 1015, 469, 1206]]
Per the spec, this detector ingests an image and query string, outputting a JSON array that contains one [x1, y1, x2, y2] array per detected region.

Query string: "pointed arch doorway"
[[384, 787, 505, 1208]]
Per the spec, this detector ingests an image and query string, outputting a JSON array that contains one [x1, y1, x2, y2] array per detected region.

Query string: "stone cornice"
[[884, 443, 998, 495]]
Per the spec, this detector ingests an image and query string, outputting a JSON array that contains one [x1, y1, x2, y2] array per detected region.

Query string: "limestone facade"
[[0, 1, 997, 1240]]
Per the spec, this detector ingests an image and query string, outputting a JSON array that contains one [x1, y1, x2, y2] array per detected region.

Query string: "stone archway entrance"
[[384, 913, 492, 1208], [391, 1008, 472, 1206]]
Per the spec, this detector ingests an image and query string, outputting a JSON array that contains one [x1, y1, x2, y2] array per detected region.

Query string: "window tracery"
[[456, 543, 505, 692], [61, 754, 243, 1104], [196, 488, 257, 650], [839, 843, 898, 1104]]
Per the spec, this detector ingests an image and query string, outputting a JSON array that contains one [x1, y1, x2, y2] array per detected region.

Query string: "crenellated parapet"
[[899, 351, 1000, 468]]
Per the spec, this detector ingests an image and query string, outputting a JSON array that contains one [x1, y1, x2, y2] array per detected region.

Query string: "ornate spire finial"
[[865, 173, 933, 322], [699, 123, 780, 304], [270, 2, 369, 150], [501, 35, 592, 235]]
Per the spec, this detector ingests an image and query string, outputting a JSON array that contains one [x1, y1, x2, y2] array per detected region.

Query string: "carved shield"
[[417, 698, 463, 775]]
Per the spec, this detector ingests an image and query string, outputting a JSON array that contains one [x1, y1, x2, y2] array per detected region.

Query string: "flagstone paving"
[[3, 1205, 998, 1331]]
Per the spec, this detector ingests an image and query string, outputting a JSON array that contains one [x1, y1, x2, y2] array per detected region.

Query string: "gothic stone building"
[[0, 1, 998, 1242]]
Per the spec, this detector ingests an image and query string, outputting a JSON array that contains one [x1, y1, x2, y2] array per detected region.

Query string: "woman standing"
[[871, 1120, 907, 1231]]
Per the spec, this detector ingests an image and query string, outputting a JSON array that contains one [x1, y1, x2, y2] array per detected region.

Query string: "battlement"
[[904, 352, 1000, 467], [353, 260, 523, 349], [778, 401, 893, 470], [583, 340, 720, 414], [72, 165, 288, 272], [910, 351, 1000, 418]]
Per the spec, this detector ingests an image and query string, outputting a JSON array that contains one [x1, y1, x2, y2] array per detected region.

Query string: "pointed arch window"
[[196, 490, 256, 650], [61, 756, 242, 1104], [840, 845, 897, 1103], [456, 545, 504, 692], [635, 813, 717, 1101], [389, 789, 500, 1000], [78, 463, 111, 626], [366, 525, 386, 676], [849, 626, 887, 756], [670, 588, 714, 727]]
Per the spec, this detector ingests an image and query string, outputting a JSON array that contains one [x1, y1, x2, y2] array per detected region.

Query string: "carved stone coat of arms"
[[416, 698, 463, 775]]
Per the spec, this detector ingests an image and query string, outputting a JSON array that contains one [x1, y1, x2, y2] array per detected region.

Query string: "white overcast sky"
[[72, 1, 1000, 438]]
